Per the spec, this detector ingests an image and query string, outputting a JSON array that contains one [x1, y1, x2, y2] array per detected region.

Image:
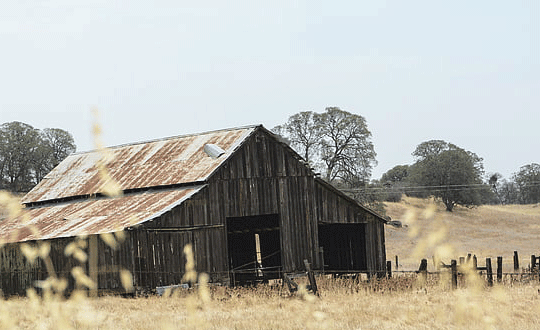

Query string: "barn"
[[0, 125, 386, 295]]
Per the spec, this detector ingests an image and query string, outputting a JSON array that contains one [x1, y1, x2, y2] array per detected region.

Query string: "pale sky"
[[1, 1, 538, 180]]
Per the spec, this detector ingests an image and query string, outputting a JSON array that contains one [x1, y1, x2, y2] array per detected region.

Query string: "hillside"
[[384, 196, 540, 271]]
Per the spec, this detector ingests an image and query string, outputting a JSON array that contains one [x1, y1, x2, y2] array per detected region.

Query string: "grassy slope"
[[384, 196, 540, 271]]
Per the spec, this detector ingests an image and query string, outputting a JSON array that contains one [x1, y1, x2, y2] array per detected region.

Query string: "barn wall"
[[0, 243, 42, 296], [314, 181, 387, 275], [0, 234, 137, 296], [210, 129, 319, 273]]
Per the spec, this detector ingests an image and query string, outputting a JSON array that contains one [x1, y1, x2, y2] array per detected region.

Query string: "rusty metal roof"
[[1, 186, 205, 244], [22, 126, 257, 204]]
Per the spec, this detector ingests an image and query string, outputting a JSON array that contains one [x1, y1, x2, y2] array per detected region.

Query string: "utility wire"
[[341, 182, 540, 193]]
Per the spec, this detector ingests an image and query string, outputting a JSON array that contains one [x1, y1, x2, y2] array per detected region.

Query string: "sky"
[[1, 1, 538, 180]]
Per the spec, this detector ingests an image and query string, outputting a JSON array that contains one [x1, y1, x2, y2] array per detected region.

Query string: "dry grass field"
[[385, 196, 540, 271], [2, 278, 540, 329], [2, 194, 540, 329]]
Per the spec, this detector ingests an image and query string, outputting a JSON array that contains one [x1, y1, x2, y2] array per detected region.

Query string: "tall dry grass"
[[2, 276, 540, 329]]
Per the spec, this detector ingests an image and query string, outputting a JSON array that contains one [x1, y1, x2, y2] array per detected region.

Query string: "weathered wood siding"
[[0, 235, 135, 296], [314, 180, 387, 274]]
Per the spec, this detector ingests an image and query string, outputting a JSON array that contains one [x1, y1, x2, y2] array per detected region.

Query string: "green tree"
[[0, 122, 76, 193], [513, 163, 540, 204], [408, 140, 484, 212], [380, 165, 410, 202], [381, 165, 409, 184], [0, 122, 41, 192], [498, 179, 520, 204]]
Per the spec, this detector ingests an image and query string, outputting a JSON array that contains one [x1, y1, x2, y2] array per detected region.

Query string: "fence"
[[387, 251, 540, 289]]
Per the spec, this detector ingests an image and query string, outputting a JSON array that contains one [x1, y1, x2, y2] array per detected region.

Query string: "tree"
[[380, 165, 410, 202], [0, 122, 76, 193], [0, 122, 41, 192], [274, 107, 377, 187], [408, 140, 484, 212], [487, 172, 503, 204], [381, 165, 409, 184], [272, 111, 322, 164], [498, 179, 520, 204], [319, 107, 377, 186], [513, 163, 540, 204]]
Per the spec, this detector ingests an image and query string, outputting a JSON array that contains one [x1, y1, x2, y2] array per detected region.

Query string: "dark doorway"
[[318, 224, 367, 273], [227, 214, 282, 285]]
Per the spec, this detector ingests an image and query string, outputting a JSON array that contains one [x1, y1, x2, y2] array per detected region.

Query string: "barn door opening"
[[227, 214, 282, 286], [318, 224, 367, 273]]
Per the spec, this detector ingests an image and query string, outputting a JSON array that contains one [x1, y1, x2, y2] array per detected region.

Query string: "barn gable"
[[0, 125, 387, 295]]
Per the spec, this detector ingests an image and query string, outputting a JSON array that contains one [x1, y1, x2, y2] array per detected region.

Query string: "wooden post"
[[497, 256, 503, 283], [472, 255, 478, 271], [395, 255, 399, 271], [459, 257, 465, 265], [531, 255, 536, 271], [513, 251, 519, 272], [283, 274, 298, 293], [451, 260, 458, 289], [89, 235, 99, 297], [486, 258, 493, 287], [387, 261, 392, 279], [304, 259, 318, 296], [466, 253, 472, 264], [418, 259, 428, 283]]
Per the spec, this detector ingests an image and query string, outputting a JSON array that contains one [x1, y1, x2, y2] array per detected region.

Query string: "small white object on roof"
[[204, 144, 226, 158]]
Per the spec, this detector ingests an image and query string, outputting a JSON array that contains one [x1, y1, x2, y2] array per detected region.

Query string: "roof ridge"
[[72, 124, 262, 155]]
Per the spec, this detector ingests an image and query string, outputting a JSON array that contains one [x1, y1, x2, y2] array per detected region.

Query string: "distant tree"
[[498, 179, 520, 204], [380, 165, 410, 202], [0, 122, 41, 192], [319, 107, 377, 187], [487, 172, 503, 204], [513, 163, 540, 204], [272, 111, 322, 164], [381, 165, 409, 184], [0, 122, 76, 193], [41, 128, 76, 168], [408, 140, 484, 212], [274, 107, 377, 188]]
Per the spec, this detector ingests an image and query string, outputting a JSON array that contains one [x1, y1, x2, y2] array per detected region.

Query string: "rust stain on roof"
[[1, 186, 205, 244], [22, 126, 256, 204]]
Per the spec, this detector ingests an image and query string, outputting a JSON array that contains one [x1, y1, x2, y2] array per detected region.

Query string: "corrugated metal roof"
[[1, 186, 205, 244], [22, 126, 257, 204]]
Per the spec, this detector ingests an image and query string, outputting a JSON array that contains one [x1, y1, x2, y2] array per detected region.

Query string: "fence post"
[[531, 255, 536, 271], [395, 255, 399, 271], [514, 251, 519, 272], [472, 255, 478, 271], [418, 259, 428, 283], [451, 259, 458, 289], [304, 259, 318, 296], [466, 253, 472, 264], [387, 261, 392, 279], [459, 257, 465, 265], [486, 258, 493, 287], [497, 256, 503, 283]]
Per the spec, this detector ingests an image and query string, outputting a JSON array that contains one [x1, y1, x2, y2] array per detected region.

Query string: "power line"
[[341, 182, 540, 193]]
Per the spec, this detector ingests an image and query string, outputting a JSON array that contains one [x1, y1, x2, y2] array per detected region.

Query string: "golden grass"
[[385, 196, 540, 270], [2, 278, 540, 329]]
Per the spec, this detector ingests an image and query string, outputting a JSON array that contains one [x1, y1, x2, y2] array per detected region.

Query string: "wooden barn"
[[0, 125, 386, 295]]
